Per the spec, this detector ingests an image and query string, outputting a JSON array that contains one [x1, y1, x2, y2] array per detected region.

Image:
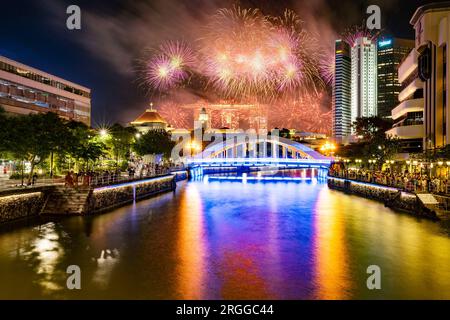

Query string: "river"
[[0, 171, 450, 299]]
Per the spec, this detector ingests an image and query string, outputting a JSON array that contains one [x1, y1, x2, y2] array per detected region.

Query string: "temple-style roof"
[[130, 104, 167, 125]]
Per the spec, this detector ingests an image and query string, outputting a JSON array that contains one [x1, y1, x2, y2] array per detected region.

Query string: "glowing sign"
[[378, 39, 392, 48]]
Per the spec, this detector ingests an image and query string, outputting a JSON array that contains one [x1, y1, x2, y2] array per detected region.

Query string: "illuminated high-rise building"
[[332, 40, 352, 142], [377, 37, 415, 118], [351, 37, 378, 127]]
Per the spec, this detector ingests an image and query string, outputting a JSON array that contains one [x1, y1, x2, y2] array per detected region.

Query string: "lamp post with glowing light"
[[99, 129, 109, 138], [187, 140, 202, 156], [320, 142, 336, 157]]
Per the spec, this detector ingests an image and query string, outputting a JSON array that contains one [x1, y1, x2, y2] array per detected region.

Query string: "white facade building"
[[385, 47, 424, 153], [410, 2, 450, 150], [351, 37, 378, 128]]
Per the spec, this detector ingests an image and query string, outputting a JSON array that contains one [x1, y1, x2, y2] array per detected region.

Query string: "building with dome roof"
[[130, 103, 168, 133]]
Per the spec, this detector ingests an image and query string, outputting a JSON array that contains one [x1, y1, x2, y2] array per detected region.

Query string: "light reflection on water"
[[0, 170, 450, 299]]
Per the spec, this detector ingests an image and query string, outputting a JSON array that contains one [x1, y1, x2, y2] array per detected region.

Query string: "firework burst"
[[318, 49, 335, 86], [342, 24, 380, 47], [197, 7, 325, 100], [138, 6, 334, 133], [140, 40, 195, 92], [156, 102, 192, 129], [140, 6, 327, 100]]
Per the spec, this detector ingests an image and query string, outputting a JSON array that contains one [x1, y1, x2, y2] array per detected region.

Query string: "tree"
[[133, 130, 175, 158], [64, 121, 107, 170], [353, 116, 393, 142], [338, 116, 401, 168], [6, 112, 69, 184], [107, 124, 137, 167], [279, 128, 291, 139], [0, 107, 9, 156]]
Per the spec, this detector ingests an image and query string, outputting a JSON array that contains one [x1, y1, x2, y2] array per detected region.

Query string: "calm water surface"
[[1, 174, 450, 299]]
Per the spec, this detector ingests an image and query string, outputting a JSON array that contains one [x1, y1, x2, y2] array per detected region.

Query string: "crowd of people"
[[64, 170, 119, 188], [63, 161, 184, 188], [329, 164, 450, 194]]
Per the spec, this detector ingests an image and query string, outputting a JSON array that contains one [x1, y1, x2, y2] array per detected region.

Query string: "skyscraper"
[[377, 37, 415, 118], [351, 37, 378, 127], [332, 40, 352, 142]]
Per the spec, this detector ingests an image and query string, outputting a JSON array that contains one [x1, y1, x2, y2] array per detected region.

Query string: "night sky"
[[0, 0, 440, 127]]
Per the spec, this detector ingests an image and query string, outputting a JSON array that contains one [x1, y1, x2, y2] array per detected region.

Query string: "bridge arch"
[[197, 135, 329, 160]]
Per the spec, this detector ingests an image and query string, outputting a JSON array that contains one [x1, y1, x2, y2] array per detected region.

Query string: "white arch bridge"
[[186, 136, 332, 170]]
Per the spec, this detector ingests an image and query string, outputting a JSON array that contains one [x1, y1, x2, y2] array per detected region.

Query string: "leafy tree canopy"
[[133, 130, 175, 158]]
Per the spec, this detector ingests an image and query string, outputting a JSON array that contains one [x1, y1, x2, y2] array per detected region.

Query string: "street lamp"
[[187, 141, 202, 156], [99, 129, 109, 137], [320, 142, 337, 157]]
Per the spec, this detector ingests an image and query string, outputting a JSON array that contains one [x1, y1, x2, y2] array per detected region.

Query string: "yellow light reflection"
[[176, 184, 206, 299], [32, 223, 64, 293], [313, 187, 351, 299]]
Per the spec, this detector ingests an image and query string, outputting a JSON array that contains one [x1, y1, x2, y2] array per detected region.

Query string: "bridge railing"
[[187, 157, 332, 166]]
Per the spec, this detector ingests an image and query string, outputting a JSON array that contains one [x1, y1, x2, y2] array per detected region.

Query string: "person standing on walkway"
[[32, 172, 38, 186], [65, 171, 74, 188]]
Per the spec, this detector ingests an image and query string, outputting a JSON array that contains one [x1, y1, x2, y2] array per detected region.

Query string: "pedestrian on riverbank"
[[73, 172, 79, 188], [32, 173, 38, 185], [65, 171, 74, 188]]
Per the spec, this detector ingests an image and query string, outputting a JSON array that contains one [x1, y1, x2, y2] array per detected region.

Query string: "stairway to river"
[[41, 186, 92, 215]]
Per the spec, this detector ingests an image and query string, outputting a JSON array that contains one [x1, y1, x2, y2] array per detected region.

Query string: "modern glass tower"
[[377, 37, 415, 118], [351, 37, 378, 128], [332, 40, 352, 142]]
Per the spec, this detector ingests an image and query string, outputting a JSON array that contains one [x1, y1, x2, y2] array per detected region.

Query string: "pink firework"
[[198, 7, 323, 100], [342, 25, 380, 47], [146, 54, 176, 91], [318, 49, 335, 86], [144, 40, 195, 92], [157, 103, 192, 129], [268, 92, 331, 134]]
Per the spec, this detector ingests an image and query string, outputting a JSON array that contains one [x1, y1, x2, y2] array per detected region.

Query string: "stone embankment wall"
[[0, 187, 53, 223], [0, 172, 188, 224], [327, 177, 439, 220], [87, 175, 176, 214]]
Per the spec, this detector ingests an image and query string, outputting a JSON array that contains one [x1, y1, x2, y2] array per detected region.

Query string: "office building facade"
[[332, 40, 352, 142], [385, 46, 424, 153], [410, 2, 450, 151], [377, 37, 415, 118], [351, 37, 378, 127], [0, 55, 91, 126]]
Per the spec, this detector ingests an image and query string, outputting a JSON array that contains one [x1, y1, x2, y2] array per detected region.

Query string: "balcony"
[[398, 78, 423, 102], [391, 98, 424, 120], [398, 49, 418, 84], [386, 124, 424, 140]]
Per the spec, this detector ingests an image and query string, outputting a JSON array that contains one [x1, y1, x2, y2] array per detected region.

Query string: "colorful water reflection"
[[0, 171, 449, 299]]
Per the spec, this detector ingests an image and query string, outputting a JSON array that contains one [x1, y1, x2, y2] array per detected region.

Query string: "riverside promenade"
[[327, 175, 449, 220], [0, 170, 188, 225]]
